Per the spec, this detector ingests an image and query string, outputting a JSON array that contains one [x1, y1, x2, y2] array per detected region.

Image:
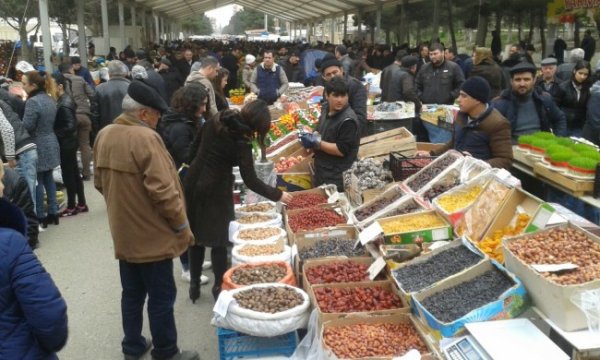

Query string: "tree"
[[182, 15, 213, 35], [223, 8, 274, 35], [49, 0, 76, 56], [0, 0, 39, 63]]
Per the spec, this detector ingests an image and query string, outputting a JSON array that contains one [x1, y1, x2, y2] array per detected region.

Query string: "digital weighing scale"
[[441, 319, 570, 360]]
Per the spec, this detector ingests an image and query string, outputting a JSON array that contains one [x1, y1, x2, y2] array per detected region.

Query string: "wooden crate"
[[533, 162, 594, 196]]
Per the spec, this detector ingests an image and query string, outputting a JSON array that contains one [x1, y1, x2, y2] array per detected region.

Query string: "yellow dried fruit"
[[478, 213, 531, 263], [381, 213, 446, 233], [437, 185, 483, 213]]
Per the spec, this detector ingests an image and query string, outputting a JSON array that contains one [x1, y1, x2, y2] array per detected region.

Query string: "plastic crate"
[[217, 327, 298, 360], [389, 152, 437, 181]]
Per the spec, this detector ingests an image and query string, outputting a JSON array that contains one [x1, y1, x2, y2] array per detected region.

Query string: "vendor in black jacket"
[[300, 77, 360, 191]]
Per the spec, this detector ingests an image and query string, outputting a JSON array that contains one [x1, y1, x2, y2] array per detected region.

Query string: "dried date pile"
[[405, 154, 460, 191], [354, 189, 405, 221], [393, 246, 483, 292], [324, 323, 428, 359], [305, 261, 373, 285], [420, 269, 514, 323], [507, 227, 600, 285], [234, 286, 304, 313], [286, 193, 328, 210], [421, 177, 460, 202], [314, 286, 403, 313], [298, 239, 365, 260], [231, 264, 288, 285], [287, 207, 345, 232]]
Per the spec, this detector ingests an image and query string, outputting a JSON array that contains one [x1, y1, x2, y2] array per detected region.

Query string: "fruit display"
[[305, 261, 376, 285], [380, 213, 446, 234], [392, 245, 483, 293], [237, 227, 282, 241], [314, 286, 403, 313], [506, 227, 600, 285], [298, 239, 366, 260], [478, 213, 531, 263], [287, 207, 345, 232], [420, 268, 515, 323], [436, 185, 484, 213], [231, 264, 288, 285], [275, 155, 305, 172], [228, 88, 245, 105], [405, 152, 461, 191], [344, 158, 393, 191], [378, 198, 425, 218], [266, 133, 298, 154], [238, 202, 275, 213], [323, 322, 428, 359], [353, 187, 405, 221], [234, 286, 304, 313], [238, 243, 284, 257], [237, 214, 274, 224], [286, 192, 328, 210], [420, 170, 461, 202]]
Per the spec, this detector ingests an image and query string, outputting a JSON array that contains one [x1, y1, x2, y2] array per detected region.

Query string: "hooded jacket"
[[157, 108, 199, 169]]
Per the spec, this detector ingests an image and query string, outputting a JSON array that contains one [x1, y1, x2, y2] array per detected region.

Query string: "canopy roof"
[[134, 0, 396, 22]]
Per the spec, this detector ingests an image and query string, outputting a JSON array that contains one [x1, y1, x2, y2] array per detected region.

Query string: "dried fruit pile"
[[354, 189, 405, 221], [344, 158, 393, 191], [380, 199, 424, 218], [237, 227, 282, 241], [421, 175, 460, 202], [286, 193, 328, 210], [436, 185, 484, 213], [478, 213, 530, 262], [305, 261, 371, 285], [287, 207, 345, 232], [314, 286, 403, 313], [405, 154, 460, 191], [238, 214, 273, 224], [238, 202, 275, 213], [507, 227, 600, 285], [420, 269, 514, 322], [234, 287, 304, 313], [298, 239, 365, 260], [275, 155, 304, 172], [380, 213, 446, 234], [238, 243, 283, 256], [231, 264, 288, 285], [324, 323, 428, 359], [393, 246, 483, 292]]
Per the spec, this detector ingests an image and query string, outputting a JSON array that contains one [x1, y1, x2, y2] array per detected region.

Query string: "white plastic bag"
[[290, 309, 324, 360], [231, 227, 288, 246], [232, 244, 292, 266], [211, 283, 310, 337], [229, 213, 283, 243]]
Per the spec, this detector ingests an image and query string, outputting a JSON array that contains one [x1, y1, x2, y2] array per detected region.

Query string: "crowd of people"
[[0, 31, 598, 359]]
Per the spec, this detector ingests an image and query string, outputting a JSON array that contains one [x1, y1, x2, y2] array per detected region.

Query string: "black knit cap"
[[128, 80, 168, 113], [460, 76, 490, 104], [319, 54, 342, 73]]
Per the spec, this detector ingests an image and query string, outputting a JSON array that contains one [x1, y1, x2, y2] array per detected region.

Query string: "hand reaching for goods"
[[280, 192, 293, 205]]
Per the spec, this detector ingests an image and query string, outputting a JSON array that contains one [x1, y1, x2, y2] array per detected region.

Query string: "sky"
[[205, 4, 237, 28]]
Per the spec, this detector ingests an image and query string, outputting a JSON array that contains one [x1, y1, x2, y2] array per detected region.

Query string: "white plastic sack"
[[229, 213, 283, 242], [211, 283, 310, 337], [232, 244, 292, 266], [235, 201, 278, 218], [231, 227, 288, 246]]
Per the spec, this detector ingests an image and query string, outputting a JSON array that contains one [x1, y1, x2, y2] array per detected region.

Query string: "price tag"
[[368, 256, 387, 280], [359, 222, 384, 245], [532, 263, 578, 273], [213, 290, 235, 318], [328, 192, 340, 204], [526, 204, 555, 232]]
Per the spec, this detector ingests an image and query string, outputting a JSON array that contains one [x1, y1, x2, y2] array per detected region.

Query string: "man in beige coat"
[[93, 79, 199, 360], [184, 56, 220, 119]]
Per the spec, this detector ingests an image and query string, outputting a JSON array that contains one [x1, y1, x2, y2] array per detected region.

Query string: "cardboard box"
[[353, 194, 429, 230], [275, 148, 314, 192], [310, 280, 408, 326], [377, 210, 453, 245], [266, 135, 302, 162], [402, 150, 464, 194], [302, 256, 376, 295], [320, 313, 440, 360], [348, 184, 406, 225], [502, 222, 600, 331], [391, 238, 486, 301], [412, 259, 529, 339]]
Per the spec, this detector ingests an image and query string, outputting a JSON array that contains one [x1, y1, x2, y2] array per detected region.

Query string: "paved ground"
[[35, 182, 219, 360]]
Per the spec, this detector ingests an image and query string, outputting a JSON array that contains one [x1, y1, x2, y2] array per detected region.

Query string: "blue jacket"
[[0, 198, 68, 360], [492, 88, 567, 140], [74, 66, 95, 89]]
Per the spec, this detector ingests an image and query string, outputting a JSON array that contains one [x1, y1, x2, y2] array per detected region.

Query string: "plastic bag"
[[229, 213, 283, 243], [231, 226, 287, 246], [232, 244, 292, 266], [211, 283, 310, 337], [222, 261, 297, 290], [289, 309, 324, 360], [571, 289, 600, 334]]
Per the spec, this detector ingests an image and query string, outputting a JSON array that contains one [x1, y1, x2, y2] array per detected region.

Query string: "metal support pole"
[[264, 13, 268, 31], [154, 13, 159, 44], [130, 5, 137, 49], [357, 9, 362, 41], [118, 0, 125, 50], [376, 5, 381, 43], [76, 0, 87, 64], [101, 0, 110, 56], [343, 12, 348, 42], [330, 17, 335, 44], [38, 0, 53, 72], [140, 10, 147, 49]]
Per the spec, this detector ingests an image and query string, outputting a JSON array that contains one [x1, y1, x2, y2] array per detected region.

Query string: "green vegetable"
[[577, 151, 600, 161], [530, 138, 556, 149], [517, 135, 535, 145], [546, 145, 573, 156], [548, 151, 576, 163], [555, 137, 575, 147], [570, 143, 597, 154], [568, 157, 598, 170], [532, 131, 556, 140]]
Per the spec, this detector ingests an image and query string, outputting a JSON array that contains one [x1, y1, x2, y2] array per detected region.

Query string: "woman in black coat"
[[184, 100, 292, 301], [555, 60, 592, 137], [52, 73, 87, 217]]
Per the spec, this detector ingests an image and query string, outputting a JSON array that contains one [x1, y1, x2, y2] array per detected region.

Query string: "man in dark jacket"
[[583, 62, 600, 145], [335, 45, 354, 76], [380, 54, 421, 110], [71, 56, 95, 89], [535, 57, 561, 99], [220, 47, 240, 95], [158, 58, 184, 104], [282, 51, 305, 84], [581, 30, 597, 62], [0, 172, 68, 359], [416, 43, 465, 105], [299, 77, 360, 191], [319, 55, 368, 136], [422, 77, 513, 169], [92, 60, 130, 133], [493, 62, 567, 143], [2, 166, 39, 248]]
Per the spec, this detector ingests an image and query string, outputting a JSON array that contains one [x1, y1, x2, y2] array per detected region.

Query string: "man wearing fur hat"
[[93, 80, 199, 360], [418, 76, 513, 169]]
